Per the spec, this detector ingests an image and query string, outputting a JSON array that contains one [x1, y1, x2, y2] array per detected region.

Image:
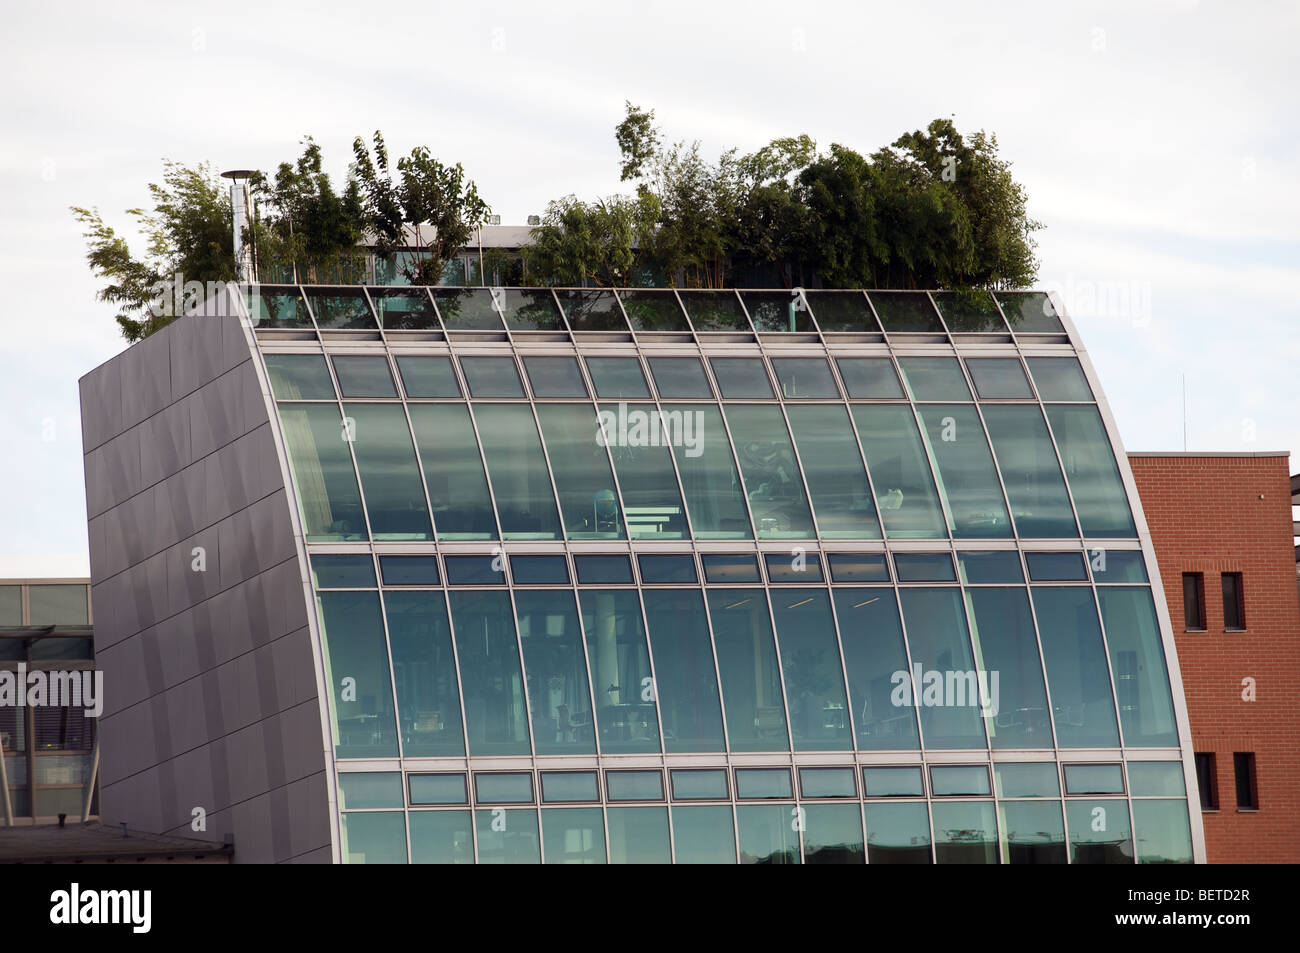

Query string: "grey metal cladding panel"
[[79, 361, 124, 452], [284, 845, 331, 865], [159, 747, 216, 832], [248, 492, 298, 575], [97, 699, 160, 787], [189, 370, 245, 462], [96, 633, 149, 715], [221, 424, 284, 509], [159, 668, 218, 761], [167, 522, 223, 619], [82, 443, 113, 519], [89, 576, 126, 652], [139, 399, 193, 488], [222, 312, 256, 374], [225, 718, 274, 806], [116, 485, 151, 569], [87, 508, 127, 583], [227, 791, 276, 864], [120, 330, 172, 429], [153, 611, 202, 689], [276, 698, 329, 786], [206, 582, 259, 665], [282, 772, 332, 861], [271, 626, 319, 712], [100, 768, 164, 833], [93, 427, 141, 517], [266, 554, 310, 635], [169, 314, 228, 401], [131, 549, 170, 632]]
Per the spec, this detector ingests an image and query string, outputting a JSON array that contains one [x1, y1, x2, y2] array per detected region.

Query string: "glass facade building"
[[80, 284, 1203, 863]]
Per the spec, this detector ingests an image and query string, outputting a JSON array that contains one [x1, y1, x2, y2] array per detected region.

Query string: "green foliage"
[[352, 131, 491, 285], [522, 192, 660, 287], [70, 161, 233, 342], [615, 101, 660, 183]]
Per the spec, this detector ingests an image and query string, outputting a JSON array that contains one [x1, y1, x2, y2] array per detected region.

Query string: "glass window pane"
[[333, 356, 397, 397], [618, 289, 689, 331], [981, 405, 1078, 538], [828, 553, 889, 582], [914, 405, 1012, 538], [966, 358, 1033, 399], [834, 589, 919, 750], [785, 405, 882, 539], [701, 554, 760, 583], [672, 805, 736, 863], [999, 801, 1066, 864], [799, 767, 856, 798], [606, 770, 664, 801], [409, 774, 468, 805], [994, 762, 1060, 798], [443, 555, 505, 586], [771, 358, 839, 398], [863, 766, 924, 797], [607, 806, 671, 863], [898, 588, 987, 749], [1030, 587, 1121, 747], [709, 358, 774, 398], [679, 290, 749, 331], [893, 552, 956, 582], [1065, 799, 1133, 863], [384, 591, 464, 757], [836, 358, 903, 398], [509, 555, 569, 584], [1093, 551, 1148, 583], [1025, 551, 1088, 581], [805, 290, 878, 332], [737, 803, 801, 864], [770, 590, 852, 751], [378, 555, 439, 586], [537, 403, 624, 539], [707, 589, 789, 752], [461, 357, 524, 397], [580, 590, 660, 753], [803, 803, 864, 864], [317, 591, 398, 758], [898, 358, 972, 401], [371, 288, 438, 330], [851, 405, 947, 539], [338, 772, 403, 809], [340, 812, 406, 864], [278, 403, 366, 541], [265, 354, 336, 399], [449, 591, 529, 755], [586, 357, 650, 399], [514, 590, 596, 755], [498, 289, 564, 331], [599, 403, 690, 539], [1046, 405, 1137, 537], [931, 765, 991, 796], [997, 291, 1065, 333], [574, 555, 633, 584], [396, 356, 461, 398], [741, 289, 816, 332], [1129, 762, 1186, 796], [344, 403, 433, 540], [475, 772, 534, 803], [0, 586, 20, 625], [306, 548, 374, 590], [932, 290, 1006, 332], [648, 357, 712, 398], [1027, 357, 1094, 401], [965, 587, 1052, 748], [523, 357, 588, 398], [765, 552, 823, 582], [248, 286, 310, 328], [308, 289, 376, 330], [1097, 587, 1178, 747], [1064, 763, 1124, 794], [932, 801, 998, 864], [408, 404, 497, 540], [957, 551, 1023, 584], [642, 590, 725, 752], [671, 769, 729, 800], [1132, 799, 1193, 864], [637, 554, 697, 584], [409, 810, 473, 863], [865, 802, 932, 864], [555, 289, 628, 331], [542, 808, 606, 863], [541, 772, 599, 803], [474, 404, 562, 539], [869, 291, 944, 332], [735, 769, 793, 799], [475, 808, 540, 863], [432, 288, 503, 330], [725, 405, 815, 539], [671, 405, 752, 538]]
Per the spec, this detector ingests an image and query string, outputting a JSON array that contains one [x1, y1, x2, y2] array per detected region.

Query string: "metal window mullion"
[[821, 583, 867, 757], [703, 401, 760, 540], [1020, 581, 1064, 752], [908, 402, 963, 541], [691, 586, 734, 757], [519, 398, 569, 544], [371, 567, 408, 767], [427, 586, 473, 765], [741, 586, 795, 756], [1089, 583, 1134, 752], [562, 583, 604, 758], [500, 579, 539, 760], [461, 400, 510, 544], [889, 580, 927, 758], [769, 394, 827, 545]]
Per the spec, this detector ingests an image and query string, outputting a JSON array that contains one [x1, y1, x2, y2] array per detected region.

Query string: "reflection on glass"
[[409, 810, 473, 864], [671, 805, 736, 863], [998, 801, 1066, 864], [514, 590, 596, 755], [580, 590, 659, 754], [309, 292, 376, 330], [278, 403, 366, 541], [997, 291, 1065, 333], [898, 588, 987, 749], [702, 554, 761, 583], [956, 551, 1023, 584], [607, 807, 671, 863], [932, 801, 999, 864], [1025, 551, 1088, 581], [1027, 357, 1093, 401], [541, 808, 606, 864], [671, 404, 752, 538], [869, 292, 945, 332], [851, 405, 947, 539], [833, 589, 919, 750], [803, 803, 865, 864], [379, 555, 439, 586], [898, 358, 972, 401], [865, 802, 932, 864], [741, 290, 816, 332], [248, 286, 311, 328], [344, 403, 433, 540], [785, 405, 882, 539], [966, 358, 1033, 399], [461, 357, 524, 397], [638, 554, 697, 583], [1092, 550, 1148, 583], [1128, 762, 1186, 796], [1132, 799, 1193, 864], [497, 289, 564, 330], [408, 404, 497, 539], [618, 289, 689, 331], [737, 804, 801, 864], [771, 358, 839, 398], [994, 762, 1060, 798], [863, 767, 924, 797], [735, 769, 793, 799], [586, 358, 650, 398], [537, 403, 624, 538], [932, 290, 1007, 332], [648, 357, 712, 397], [473, 404, 563, 539], [523, 357, 588, 397], [448, 591, 529, 755], [333, 356, 397, 397], [1031, 587, 1120, 747], [641, 590, 726, 752], [340, 813, 406, 863], [1046, 405, 1136, 537], [707, 589, 789, 752], [600, 403, 689, 539], [805, 291, 878, 332], [384, 591, 464, 757], [709, 358, 774, 398], [475, 808, 540, 863], [338, 773, 402, 810], [836, 358, 904, 398], [540, 772, 599, 803], [370, 288, 438, 330], [769, 589, 852, 751], [981, 405, 1078, 538], [313, 553, 375, 589], [914, 404, 1011, 539], [1097, 587, 1178, 747], [678, 290, 750, 331], [725, 405, 815, 538], [964, 587, 1051, 748], [432, 288, 502, 329], [265, 354, 335, 399], [1065, 799, 1133, 863], [574, 555, 633, 584], [396, 356, 461, 398], [555, 289, 628, 331], [606, 770, 665, 801], [317, 591, 398, 758]]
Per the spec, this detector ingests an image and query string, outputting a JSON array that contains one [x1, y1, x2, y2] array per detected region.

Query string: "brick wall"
[[1129, 453, 1300, 863]]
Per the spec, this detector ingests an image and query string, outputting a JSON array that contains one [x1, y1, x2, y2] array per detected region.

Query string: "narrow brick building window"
[[1182, 572, 1205, 630], [1234, 752, 1258, 809], [1222, 572, 1245, 630], [1194, 753, 1218, 810]]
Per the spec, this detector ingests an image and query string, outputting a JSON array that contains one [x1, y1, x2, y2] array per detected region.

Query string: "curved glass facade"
[[255, 286, 1196, 864]]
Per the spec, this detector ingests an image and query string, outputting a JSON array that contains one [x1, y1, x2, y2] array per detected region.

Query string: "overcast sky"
[[1, 0, 1296, 576]]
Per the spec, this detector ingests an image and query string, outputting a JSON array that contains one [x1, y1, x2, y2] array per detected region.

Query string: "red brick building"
[[1128, 452, 1300, 863]]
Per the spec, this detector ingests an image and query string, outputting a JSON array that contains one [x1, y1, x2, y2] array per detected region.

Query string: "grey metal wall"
[[79, 311, 331, 863]]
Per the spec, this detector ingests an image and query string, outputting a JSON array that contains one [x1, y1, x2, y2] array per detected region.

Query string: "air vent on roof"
[[527, 215, 541, 226], [486, 214, 502, 225]]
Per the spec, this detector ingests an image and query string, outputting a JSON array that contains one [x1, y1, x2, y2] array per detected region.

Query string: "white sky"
[[1, 0, 1296, 576]]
